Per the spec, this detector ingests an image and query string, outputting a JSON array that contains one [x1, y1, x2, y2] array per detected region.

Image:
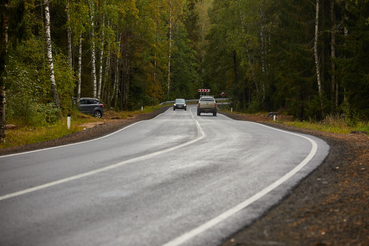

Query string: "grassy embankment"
[[221, 109, 369, 135], [280, 114, 369, 134], [2, 105, 162, 149]]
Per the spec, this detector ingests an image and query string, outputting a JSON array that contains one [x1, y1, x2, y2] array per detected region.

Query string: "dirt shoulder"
[[1, 108, 368, 245]]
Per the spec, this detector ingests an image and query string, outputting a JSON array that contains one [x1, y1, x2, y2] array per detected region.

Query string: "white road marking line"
[[0, 108, 171, 159], [162, 121, 319, 246], [0, 108, 202, 201]]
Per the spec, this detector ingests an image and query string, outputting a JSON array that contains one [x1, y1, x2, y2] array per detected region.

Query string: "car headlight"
[[174, 104, 176, 106], [184, 104, 187, 106]]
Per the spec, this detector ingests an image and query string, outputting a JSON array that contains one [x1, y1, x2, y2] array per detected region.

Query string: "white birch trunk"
[[89, 0, 97, 98], [330, 1, 337, 110], [98, 12, 105, 99], [0, 1, 9, 143], [45, 0, 61, 108], [259, 0, 265, 104], [112, 33, 121, 107], [314, 0, 323, 116], [103, 45, 111, 103], [67, 0, 73, 70], [167, 0, 172, 97], [78, 33, 82, 103]]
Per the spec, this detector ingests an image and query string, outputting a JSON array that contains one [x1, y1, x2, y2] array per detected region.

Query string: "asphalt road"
[[0, 105, 329, 246]]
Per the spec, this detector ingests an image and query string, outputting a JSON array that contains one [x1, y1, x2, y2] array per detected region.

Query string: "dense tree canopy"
[[203, 0, 369, 120], [1, 0, 369, 134]]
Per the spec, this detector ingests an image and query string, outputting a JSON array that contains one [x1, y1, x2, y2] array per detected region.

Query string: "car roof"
[[80, 97, 100, 100]]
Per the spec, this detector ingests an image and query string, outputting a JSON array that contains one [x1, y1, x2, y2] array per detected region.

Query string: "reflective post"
[[67, 114, 71, 129]]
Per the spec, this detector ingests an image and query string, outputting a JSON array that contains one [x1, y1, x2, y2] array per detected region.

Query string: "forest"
[[1, 0, 369, 142]]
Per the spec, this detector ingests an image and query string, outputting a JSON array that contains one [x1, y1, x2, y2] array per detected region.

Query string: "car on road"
[[197, 96, 217, 116], [173, 98, 187, 111], [77, 97, 104, 118]]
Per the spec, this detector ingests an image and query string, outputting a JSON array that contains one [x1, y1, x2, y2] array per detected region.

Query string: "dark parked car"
[[173, 98, 187, 111], [197, 96, 217, 116], [78, 97, 104, 118]]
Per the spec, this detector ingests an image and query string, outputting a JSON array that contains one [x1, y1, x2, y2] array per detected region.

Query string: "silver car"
[[197, 96, 217, 116]]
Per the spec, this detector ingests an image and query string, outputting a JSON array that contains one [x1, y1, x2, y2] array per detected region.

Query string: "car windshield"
[[175, 99, 185, 103], [200, 97, 214, 101]]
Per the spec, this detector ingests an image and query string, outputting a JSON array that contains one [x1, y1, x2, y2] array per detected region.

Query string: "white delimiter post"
[[67, 114, 71, 129]]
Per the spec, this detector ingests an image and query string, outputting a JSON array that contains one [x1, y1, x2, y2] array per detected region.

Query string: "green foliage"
[[246, 98, 260, 114], [170, 24, 199, 100], [341, 98, 360, 127], [6, 36, 74, 127]]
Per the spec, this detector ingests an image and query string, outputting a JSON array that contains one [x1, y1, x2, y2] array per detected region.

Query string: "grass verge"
[[2, 105, 162, 149]]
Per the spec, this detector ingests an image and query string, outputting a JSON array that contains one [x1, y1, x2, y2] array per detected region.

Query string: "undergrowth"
[[2, 105, 162, 149]]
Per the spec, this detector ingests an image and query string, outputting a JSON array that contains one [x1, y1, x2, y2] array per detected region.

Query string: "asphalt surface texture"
[[1, 107, 368, 246]]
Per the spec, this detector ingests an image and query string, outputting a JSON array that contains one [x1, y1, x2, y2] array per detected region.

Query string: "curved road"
[[0, 105, 329, 246]]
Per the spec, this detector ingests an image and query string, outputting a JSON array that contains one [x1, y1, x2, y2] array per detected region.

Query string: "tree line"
[[1, 0, 369, 143], [0, 0, 203, 142], [203, 0, 369, 121]]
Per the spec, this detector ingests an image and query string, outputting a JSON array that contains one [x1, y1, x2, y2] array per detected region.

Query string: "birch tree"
[[97, 1, 105, 99], [0, 0, 9, 143], [45, 0, 61, 108], [89, 0, 97, 98], [331, 1, 337, 110], [259, 0, 265, 104], [69, 0, 88, 103], [67, 0, 73, 71], [313, 0, 323, 117]]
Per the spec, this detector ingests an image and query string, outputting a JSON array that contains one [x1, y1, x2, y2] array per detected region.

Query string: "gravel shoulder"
[[1, 108, 368, 245]]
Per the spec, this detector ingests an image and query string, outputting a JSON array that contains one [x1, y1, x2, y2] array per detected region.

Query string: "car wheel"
[[173, 108, 175, 111], [197, 111, 200, 116], [213, 112, 217, 116], [94, 111, 102, 118], [185, 108, 187, 111]]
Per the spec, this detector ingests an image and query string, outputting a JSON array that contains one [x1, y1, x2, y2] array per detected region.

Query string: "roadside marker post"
[[67, 114, 71, 130]]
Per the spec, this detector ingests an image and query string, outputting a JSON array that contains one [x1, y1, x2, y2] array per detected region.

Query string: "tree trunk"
[[259, 0, 265, 105], [167, 0, 172, 98], [233, 50, 238, 87], [314, 0, 323, 117], [238, 9, 259, 102], [104, 40, 111, 106], [77, 33, 82, 103], [330, 1, 336, 111], [98, 12, 105, 99], [0, 0, 9, 143], [89, 0, 97, 98], [121, 32, 130, 110], [67, 0, 73, 71], [45, 0, 61, 108], [112, 33, 121, 108]]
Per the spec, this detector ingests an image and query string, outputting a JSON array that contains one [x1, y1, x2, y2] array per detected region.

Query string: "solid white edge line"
[[0, 108, 171, 159], [0, 108, 203, 202], [161, 117, 319, 246]]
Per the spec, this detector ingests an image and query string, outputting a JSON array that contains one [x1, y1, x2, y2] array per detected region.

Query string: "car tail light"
[[100, 104, 104, 107]]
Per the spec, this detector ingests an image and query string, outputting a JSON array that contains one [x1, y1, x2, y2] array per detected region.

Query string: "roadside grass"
[[282, 114, 369, 134], [221, 108, 369, 135], [2, 105, 163, 149]]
